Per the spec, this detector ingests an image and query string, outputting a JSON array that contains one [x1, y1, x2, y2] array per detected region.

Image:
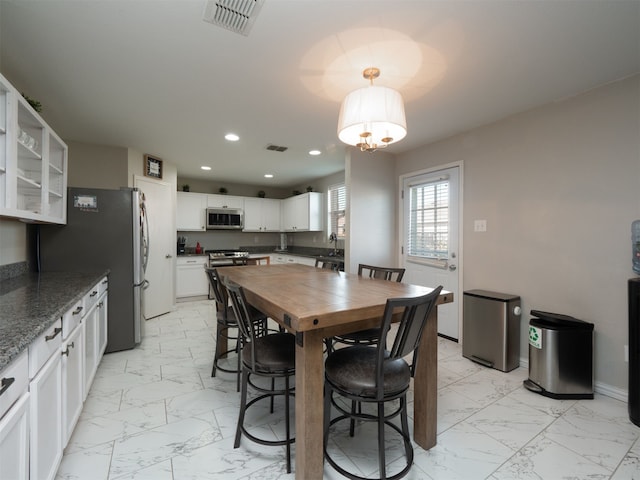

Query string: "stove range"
[[207, 249, 250, 267]]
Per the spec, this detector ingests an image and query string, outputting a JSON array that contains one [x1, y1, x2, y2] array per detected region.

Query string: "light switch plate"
[[474, 219, 487, 232]]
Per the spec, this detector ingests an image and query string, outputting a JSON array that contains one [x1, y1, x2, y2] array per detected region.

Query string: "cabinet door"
[[30, 352, 63, 480], [176, 258, 209, 298], [244, 198, 281, 232], [0, 392, 29, 480], [83, 308, 98, 399], [62, 323, 84, 447], [282, 193, 322, 231], [207, 194, 243, 209], [97, 291, 108, 357], [176, 192, 206, 231]]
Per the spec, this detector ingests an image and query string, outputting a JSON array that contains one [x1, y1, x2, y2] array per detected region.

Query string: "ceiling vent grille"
[[266, 144, 288, 152], [202, 0, 264, 36]]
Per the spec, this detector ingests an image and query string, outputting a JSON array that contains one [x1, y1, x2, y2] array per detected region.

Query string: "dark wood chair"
[[323, 286, 443, 480], [205, 267, 267, 391], [223, 277, 296, 473], [326, 264, 406, 354]]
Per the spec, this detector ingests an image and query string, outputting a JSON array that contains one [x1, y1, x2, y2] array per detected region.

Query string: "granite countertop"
[[0, 270, 109, 372]]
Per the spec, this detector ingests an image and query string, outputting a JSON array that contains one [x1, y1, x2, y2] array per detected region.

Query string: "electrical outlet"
[[474, 219, 487, 232]]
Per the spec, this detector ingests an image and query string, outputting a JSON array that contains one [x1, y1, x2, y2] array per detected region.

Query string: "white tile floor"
[[56, 300, 640, 480]]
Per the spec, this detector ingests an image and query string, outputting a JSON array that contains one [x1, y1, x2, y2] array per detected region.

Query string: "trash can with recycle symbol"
[[523, 310, 594, 399]]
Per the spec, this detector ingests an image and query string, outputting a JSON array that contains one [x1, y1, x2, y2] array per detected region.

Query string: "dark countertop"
[[0, 270, 109, 373]]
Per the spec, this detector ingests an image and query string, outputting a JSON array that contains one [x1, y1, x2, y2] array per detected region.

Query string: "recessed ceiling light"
[[225, 133, 240, 141], [201, 166, 212, 171], [309, 150, 321, 156], [264, 174, 273, 178]]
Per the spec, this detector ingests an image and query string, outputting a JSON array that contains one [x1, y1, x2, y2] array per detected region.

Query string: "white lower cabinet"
[[0, 351, 30, 480], [270, 254, 316, 266], [29, 350, 62, 480], [176, 256, 209, 298], [61, 322, 84, 447]]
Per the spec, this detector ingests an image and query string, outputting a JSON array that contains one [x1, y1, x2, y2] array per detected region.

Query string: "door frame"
[[397, 160, 464, 341]]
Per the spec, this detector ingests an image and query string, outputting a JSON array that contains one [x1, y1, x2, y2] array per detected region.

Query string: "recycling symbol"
[[529, 326, 542, 349]]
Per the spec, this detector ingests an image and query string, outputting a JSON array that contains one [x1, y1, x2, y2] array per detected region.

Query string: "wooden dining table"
[[220, 263, 453, 480]]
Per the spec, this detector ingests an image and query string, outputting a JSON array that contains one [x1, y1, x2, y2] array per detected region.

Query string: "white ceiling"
[[1, 0, 638, 188]]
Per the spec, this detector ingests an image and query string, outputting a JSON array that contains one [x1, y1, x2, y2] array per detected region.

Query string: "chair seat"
[[325, 346, 411, 398], [242, 332, 296, 373]]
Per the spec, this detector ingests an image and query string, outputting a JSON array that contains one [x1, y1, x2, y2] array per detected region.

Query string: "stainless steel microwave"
[[206, 208, 243, 230]]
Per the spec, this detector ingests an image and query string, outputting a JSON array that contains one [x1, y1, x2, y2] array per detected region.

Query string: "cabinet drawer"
[[0, 351, 29, 420], [84, 281, 101, 314], [62, 300, 83, 339], [97, 276, 108, 296], [28, 319, 62, 379]]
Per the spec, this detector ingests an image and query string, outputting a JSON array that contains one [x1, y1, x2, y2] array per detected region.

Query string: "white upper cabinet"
[[207, 194, 243, 209], [243, 197, 281, 232], [0, 73, 68, 224], [176, 192, 207, 231], [282, 192, 322, 232]]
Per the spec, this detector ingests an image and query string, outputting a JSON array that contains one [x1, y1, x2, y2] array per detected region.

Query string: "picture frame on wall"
[[144, 154, 163, 179]]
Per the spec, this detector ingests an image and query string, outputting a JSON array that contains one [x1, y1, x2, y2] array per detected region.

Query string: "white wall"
[[347, 149, 397, 274], [396, 75, 640, 396]]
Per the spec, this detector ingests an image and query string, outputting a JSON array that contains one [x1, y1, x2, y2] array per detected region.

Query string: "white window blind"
[[328, 183, 346, 238], [407, 178, 449, 259]]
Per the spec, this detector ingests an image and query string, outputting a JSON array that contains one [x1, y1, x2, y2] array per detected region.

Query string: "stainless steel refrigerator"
[[36, 187, 149, 353]]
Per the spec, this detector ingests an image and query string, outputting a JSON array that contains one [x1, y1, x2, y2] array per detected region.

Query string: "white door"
[[135, 176, 174, 319], [401, 165, 461, 340]]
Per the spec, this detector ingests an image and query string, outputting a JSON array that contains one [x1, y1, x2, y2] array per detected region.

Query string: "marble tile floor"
[[56, 300, 640, 480]]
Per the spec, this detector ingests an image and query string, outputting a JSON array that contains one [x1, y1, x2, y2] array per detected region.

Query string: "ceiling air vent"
[[266, 144, 288, 152], [202, 0, 264, 36]]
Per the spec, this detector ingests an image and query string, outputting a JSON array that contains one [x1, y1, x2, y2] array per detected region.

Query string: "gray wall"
[[346, 149, 397, 273], [67, 141, 129, 188], [396, 74, 640, 396]]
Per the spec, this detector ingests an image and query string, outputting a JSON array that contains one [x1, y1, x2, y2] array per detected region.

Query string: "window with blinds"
[[328, 183, 346, 238], [407, 178, 449, 259]]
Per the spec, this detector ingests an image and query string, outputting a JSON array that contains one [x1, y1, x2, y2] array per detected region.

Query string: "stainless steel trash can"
[[523, 310, 594, 399], [462, 290, 522, 372]]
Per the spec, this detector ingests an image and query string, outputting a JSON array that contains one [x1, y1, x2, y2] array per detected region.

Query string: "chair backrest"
[[222, 277, 265, 369], [374, 286, 443, 397], [315, 258, 340, 270], [358, 264, 405, 282], [205, 267, 226, 305]]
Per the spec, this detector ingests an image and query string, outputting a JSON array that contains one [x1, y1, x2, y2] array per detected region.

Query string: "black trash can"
[[523, 310, 594, 399]]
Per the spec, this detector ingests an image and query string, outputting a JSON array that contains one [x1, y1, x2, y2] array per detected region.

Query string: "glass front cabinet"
[[0, 73, 67, 224]]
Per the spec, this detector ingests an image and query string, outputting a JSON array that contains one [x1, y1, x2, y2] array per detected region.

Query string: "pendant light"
[[337, 67, 407, 152]]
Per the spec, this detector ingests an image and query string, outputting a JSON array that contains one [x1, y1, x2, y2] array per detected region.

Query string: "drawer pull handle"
[[45, 327, 62, 341], [98, 301, 104, 308], [90, 290, 98, 297], [0, 377, 15, 396], [61, 342, 74, 356], [72, 306, 83, 315]]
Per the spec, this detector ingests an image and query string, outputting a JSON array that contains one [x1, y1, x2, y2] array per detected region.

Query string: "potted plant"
[[257, 190, 266, 198], [306, 186, 313, 192], [219, 187, 228, 194], [182, 184, 190, 192]]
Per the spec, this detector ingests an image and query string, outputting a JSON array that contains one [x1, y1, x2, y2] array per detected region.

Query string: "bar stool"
[[323, 286, 443, 480], [223, 277, 296, 473], [205, 267, 267, 391], [326, 264, 405, 354]]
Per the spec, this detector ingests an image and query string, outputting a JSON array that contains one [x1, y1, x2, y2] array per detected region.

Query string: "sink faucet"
[[329, 232, 338, 256]]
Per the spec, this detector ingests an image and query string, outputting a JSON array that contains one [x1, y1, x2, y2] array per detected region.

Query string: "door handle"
[[448, 264, 457, 271], [166, 254, 173, 258]]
